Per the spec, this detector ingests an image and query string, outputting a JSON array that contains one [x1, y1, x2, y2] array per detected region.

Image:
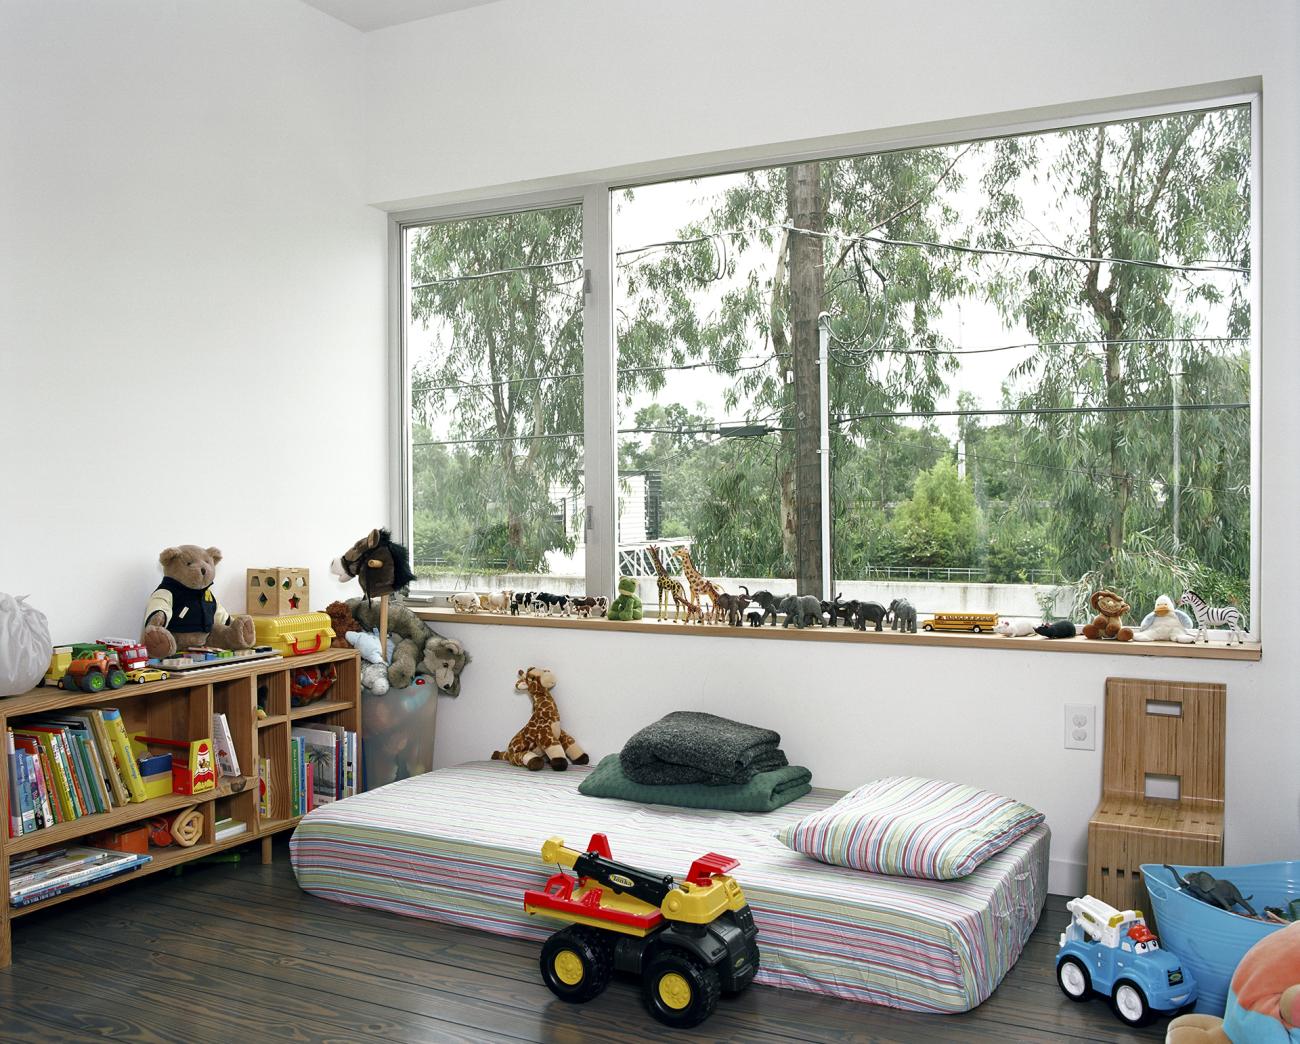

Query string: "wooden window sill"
[[413, 608, 1260, 661]]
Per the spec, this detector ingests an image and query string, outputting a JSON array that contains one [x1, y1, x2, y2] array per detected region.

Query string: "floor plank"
[[4, 838, 1170, 1043]]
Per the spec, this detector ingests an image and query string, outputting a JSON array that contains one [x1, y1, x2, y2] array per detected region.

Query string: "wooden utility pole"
[[787, 162, 825, 595]]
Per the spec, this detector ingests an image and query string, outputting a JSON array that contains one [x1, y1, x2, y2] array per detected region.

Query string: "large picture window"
[[400, 99, 1255, 636]]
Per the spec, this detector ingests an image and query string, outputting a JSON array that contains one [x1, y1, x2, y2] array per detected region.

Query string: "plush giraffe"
[[671, 547, 725, 624], [491, 667, 588, 771], [646, 544, 688, 621]]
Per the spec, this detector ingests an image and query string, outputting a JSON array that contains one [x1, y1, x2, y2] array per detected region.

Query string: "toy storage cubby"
[[0, 646, 360, 967]]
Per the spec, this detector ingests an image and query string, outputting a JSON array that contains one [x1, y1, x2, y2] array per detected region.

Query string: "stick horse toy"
[[331, 528, 417, 661]]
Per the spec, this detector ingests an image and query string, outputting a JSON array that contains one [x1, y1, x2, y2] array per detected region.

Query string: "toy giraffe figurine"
[[646, 544, 688, 622], [671, 547, 725, 624], [492, 667, 589, 772]]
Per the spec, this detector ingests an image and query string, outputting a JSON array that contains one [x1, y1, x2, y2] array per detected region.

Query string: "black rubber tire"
[[107, 668, 127, 689], [923, 623, 934, 631], [539, 927, 613, 1004], [81, 670, 106, 693], [972, 625, 983, 633], [1111, 979, 1153, 1027], [1056, 956, 1092, 1002], [642, 949, 721, 1029]]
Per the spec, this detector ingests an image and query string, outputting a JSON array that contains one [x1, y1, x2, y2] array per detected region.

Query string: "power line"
[[827, 335, 1248, 358], [950, 448, 1247, 498], [775, 224, 1249, 275], [832, 401, 1249, 426], [412, 401, 1247, 448]]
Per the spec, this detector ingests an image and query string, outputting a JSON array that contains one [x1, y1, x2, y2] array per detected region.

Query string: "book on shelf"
[[290, 724, 359, 810], [13, 729, 77, 822], [214, 817, 247, 842], [99, 708, 148, 803], [257, 756, 271, 818], [211, 712, 240, 778], [9, 846, 151, 907]]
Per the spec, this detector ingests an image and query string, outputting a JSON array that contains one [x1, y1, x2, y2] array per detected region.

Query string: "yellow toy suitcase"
[[253, 612, 333, 656]]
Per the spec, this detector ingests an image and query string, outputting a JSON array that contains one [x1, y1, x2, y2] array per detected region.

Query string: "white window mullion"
[[582, 185, 617, 600]]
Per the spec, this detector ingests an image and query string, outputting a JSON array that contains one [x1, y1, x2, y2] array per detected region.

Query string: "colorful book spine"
[[6, 731, 20, 837], [290, 738, 301, 817], [258, 757, 270, 818], [87, 711, 129, 806], [15, 731, 75, 821], [28, 752, 52, 829], [30, 746, 57, 826], [99, 709, 147, 803]]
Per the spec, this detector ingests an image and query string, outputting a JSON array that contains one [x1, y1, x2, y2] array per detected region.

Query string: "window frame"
[[388, 87, 1261, 641]]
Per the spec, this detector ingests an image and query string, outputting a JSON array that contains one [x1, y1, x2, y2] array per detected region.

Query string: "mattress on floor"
[[289, 760, 1049, 1014]]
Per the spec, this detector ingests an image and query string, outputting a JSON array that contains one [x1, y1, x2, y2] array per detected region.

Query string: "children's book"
[[99, 708, 147, 803], [211, 713, 240, 778]]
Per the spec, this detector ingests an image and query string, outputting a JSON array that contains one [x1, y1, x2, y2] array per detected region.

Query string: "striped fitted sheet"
[[289, 760, 1049, 1013]]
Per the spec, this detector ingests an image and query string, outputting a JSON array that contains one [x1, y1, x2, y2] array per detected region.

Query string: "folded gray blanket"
[[620, 711, 788, 786]]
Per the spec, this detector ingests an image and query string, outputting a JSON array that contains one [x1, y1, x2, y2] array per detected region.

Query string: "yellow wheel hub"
[[553, 949, 584, 986], [657, 972, 693, 1010]]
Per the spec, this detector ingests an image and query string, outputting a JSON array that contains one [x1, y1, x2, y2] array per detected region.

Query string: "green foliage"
[[406, 107, 1252, 623], [880, 458, 983, 567]]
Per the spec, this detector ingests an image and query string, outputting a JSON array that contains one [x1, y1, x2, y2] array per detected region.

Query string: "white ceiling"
[[300, 0, 506, 32]]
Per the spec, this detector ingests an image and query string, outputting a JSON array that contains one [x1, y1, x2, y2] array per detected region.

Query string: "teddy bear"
[[324, 600, 361, 649], [420, 633, 470, 697], [606, 576, 644, 621], [1081, 589, 1134, 641], [1166, 921, 1300, 1043], [141, 545, 255, 658]]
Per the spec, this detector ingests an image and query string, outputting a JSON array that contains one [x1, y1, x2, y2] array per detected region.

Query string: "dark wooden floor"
[[2, 838, 1169, 1043]]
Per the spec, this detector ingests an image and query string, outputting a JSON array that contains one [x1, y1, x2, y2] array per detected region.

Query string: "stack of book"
[[9, 846, 152, 907], [5, 708, 148, 837], [289, 725, 358, 817]]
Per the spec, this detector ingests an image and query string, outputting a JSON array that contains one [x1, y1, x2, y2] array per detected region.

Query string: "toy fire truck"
[[524, 833, 760, 1029], [1056, 894, 1197, 1026]]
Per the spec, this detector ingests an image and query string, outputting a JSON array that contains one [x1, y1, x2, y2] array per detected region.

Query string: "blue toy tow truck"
[[1056, 894, 1198, 1027]]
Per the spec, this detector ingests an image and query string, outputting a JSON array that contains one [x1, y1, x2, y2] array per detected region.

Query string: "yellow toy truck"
[[523, 833, 760, 1028]]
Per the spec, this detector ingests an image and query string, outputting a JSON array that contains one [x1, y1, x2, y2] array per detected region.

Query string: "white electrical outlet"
[[1064, 704, 1096, 750]]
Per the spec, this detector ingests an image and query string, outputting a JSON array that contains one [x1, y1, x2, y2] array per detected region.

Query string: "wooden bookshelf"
[[0, 647, 360, 967]]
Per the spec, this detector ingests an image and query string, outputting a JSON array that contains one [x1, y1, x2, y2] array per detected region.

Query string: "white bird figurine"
[[1131, 594, 1196, 643]]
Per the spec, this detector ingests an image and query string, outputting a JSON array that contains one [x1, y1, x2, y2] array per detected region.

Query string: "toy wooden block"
[[247, 567, 310, 616]]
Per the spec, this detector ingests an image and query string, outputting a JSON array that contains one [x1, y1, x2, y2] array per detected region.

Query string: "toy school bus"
[[920, 612, 999, 633]]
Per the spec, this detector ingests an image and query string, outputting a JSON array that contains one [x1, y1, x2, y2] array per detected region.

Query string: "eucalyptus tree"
[[975, 107, 1251, 610], [617, 148, 972, 586]]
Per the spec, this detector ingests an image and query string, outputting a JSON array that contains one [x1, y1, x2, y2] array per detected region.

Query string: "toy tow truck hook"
[[525, 833, 760, 1029]]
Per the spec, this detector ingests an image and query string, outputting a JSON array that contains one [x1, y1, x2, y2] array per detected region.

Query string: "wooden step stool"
[[1087, 678, 1226, 921]]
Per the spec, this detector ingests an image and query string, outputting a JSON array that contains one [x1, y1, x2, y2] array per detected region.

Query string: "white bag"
[[0, 593, 51, 696]]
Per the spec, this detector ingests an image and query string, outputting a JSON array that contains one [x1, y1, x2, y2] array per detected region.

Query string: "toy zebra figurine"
[[1178, 590, 1245, 645]]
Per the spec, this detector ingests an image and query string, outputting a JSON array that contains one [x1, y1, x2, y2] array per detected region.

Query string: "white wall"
[[0, 1, 389, 642], [366, 0, 1300, 895]]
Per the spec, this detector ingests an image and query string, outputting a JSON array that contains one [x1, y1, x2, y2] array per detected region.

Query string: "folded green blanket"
[[620, 710, 788, 785], [579, 754, 812, 813]]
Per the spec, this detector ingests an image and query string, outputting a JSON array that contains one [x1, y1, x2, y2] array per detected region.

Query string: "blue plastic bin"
[[1142, 861, 1298, 1015]]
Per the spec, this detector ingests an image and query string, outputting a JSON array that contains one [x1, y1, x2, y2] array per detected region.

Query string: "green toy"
[[607, 577, 644, 621]]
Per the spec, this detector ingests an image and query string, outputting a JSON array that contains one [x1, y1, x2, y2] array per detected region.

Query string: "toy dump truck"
[[524, 833, 760, 1028]]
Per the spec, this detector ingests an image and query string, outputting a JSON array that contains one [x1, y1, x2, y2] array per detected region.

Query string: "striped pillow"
[[777, 776, 1044, 880]]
